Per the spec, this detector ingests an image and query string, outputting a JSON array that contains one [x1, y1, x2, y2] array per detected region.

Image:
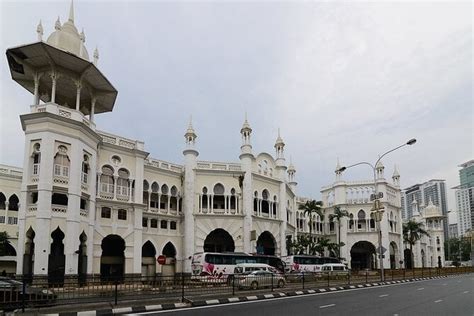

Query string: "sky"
[[0, 1, 472, 222]]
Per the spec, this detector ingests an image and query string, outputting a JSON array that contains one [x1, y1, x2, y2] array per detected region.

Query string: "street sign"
[[370, 192, 384, 201], [378, 246, 387, 254], [157, 255, 166, 265]]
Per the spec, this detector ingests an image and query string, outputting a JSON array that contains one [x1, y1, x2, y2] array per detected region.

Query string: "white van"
[[233, 263, 280, 274], [320, 263, 350, 276]]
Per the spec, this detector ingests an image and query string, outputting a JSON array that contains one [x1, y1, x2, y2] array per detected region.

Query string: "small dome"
[[423, 199, 442, 218], [47, 20, 89, 60], [376, 160, 384, 169], [274, 128, 285, 148]]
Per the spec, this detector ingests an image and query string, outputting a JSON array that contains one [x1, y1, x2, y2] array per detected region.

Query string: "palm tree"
[[403, 220, 429, 268], [298, 200, 324, 237], [329, 206, 349, 259]]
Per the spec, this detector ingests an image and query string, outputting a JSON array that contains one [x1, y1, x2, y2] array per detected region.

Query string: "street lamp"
[[336, 138, 416, 282]]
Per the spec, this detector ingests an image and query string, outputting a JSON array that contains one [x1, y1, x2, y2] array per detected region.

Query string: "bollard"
[[403, 268, 406, 280], [22, 277, 26, 312], [391, 269, 394, 281], [365, 270, 368, 284], [348, 272, 351, 285], [302, 272, 305, 290], [271, 274, 274, 292], [421, 267, 424, 278], [327, 272, 330, 287]]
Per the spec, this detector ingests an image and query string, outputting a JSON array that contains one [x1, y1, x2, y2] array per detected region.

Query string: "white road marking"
[[463, 291, 469, 294], [442, 283, 447, 286], [417, 288, 424, 290], [435, 299, 443, 303], [320, 304, 336, 309], [379, 294, 389, 297]]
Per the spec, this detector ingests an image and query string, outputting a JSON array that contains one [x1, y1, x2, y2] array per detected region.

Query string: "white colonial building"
[[404, 199, 445, 268], [320, 162, 404, 270], [0, 3, 301, 280]]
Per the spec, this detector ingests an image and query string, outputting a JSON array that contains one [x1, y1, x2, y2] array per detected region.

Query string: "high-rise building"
[[454, 160, 474, 236], [401, 179, 449, 240]]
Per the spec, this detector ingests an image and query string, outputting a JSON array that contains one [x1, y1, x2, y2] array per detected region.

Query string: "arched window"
[[32, 143, 41, 176], [54, 146, 70, 177], [150, 182, 159, 208], [8, 194, 19, 211], [202, 187, 208, 210], [272, 195, 277, 216], [170, 186, 178, 211], [160, 184, 169, 209], [117, 169, 129, 197], [357, 210, 366, 220], [0, 193, 6, 210], [253, 191, 259, 214], [230, 188, 236, 210], [81, 155, 89, 184], [261, 190, 269, 215], [349, 213, 354, 229], [213, 183, 225, 210], [101, 166, 114, 194]]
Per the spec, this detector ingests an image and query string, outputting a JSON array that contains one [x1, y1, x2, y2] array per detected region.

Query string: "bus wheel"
[[278, 280, 285, 288], [251, 281, 258, 290]]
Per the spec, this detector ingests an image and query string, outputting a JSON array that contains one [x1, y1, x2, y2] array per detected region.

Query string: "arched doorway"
[[389, 242, 398, 269], [23, 228, 35, 283], [203, 229, 235, 253], [350, 241, 376, 270], [256, 231, 276, 255], [404, 249, 413, 269], [100, 235, 125, 281], [142, 241, 156, 277], [48, 227, 65, 285], [78, 232, 87, 286], [161, 242, 176, 277]]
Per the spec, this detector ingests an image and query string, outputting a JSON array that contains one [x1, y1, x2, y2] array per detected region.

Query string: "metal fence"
[[1, 267, 473, 311]]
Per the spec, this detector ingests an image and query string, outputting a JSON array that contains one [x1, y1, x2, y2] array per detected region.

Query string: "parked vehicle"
[[283, 255, 341, 274], [237, 271, 285, 290], [233, 263, 281, 274], [318, 263, 350, 276]]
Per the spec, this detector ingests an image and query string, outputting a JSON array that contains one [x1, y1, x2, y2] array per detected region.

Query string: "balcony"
[[30, 103, 96, 130]]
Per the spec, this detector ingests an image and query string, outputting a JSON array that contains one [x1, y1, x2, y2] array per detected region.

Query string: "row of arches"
[[199, 184, 239, 214], [0, 193, 19, 211], [21, 227, 178, 284], [143, 180, 181, 213], [350, 241, 400, 270], [99, 165, 134, 201], [203, 228, 277, 256]]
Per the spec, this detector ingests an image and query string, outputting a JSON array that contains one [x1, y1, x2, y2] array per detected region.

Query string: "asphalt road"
[[134, 274, 474, 316]]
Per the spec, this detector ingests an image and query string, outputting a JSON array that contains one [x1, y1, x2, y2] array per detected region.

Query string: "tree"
[[0, 231, 11, 256], [298, 200, 324, 237], [445, 237, 472, 262], [329, 206, 349, 259], [403, 220, 429, 268]]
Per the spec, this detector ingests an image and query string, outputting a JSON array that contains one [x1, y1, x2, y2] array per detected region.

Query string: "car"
[[0, 277, 56, 308], [237, 270, 285, 290], [318, 263, 350, 276]]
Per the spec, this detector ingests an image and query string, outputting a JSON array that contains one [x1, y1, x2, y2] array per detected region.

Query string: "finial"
[[80, 28, 86, 42], [55, 16, 61, 30], [392, 164, 400, 177], [93, 47, 99, 66], [36, 20, 43, 41], [69, 0, 75, 23], [188, 115, 193, 128]]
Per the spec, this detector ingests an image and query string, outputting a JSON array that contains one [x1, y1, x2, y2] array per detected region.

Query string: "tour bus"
[[282, 255, 341, 274], [191, 252, 285, 282]]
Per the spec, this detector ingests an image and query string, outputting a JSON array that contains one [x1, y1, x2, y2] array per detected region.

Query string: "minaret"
[[274, 129, 287, 256], [239, 114, 254, 253], [376, 159, 385, 179], [412, 197, 420, 219], [335, 158, 342, 182], [183, 117, 198, 273], [392, 165, 400, 187], [36, 20, 43, 41], [93, 47, 99, 66], [8, 1, 116, 279], [288, 157, 297, 191]]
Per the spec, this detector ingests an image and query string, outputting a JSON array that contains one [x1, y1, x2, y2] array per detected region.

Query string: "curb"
[[33, 275, 459, 315]]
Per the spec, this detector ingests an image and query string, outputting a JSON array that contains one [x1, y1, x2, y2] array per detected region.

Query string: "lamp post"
[[336, 138, 416, 282]]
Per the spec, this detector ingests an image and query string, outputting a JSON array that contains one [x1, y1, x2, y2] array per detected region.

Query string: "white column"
[[224, 195, 227, 213], [158, 193, 161, 210], [113, 176, 118, 200], [128, 179, 132, 203], [75, 81, 82, 111], [167, 195, 171, 213], [207, 195, 210, 213], [33, 74, 40, 105], [90, 97, 96, 123], [199, 194, 202, 213], [50, 72, 57, 103], [147, 191, 151, 210], [210, 195, 214, 214]]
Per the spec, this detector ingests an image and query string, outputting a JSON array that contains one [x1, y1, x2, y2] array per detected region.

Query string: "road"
[[133, 274, 474, 316]]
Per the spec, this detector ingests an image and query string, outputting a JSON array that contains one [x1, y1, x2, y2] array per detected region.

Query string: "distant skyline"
[[1, 1, 472, 219]]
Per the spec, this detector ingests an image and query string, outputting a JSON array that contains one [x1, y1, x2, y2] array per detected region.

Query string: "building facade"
[[320, 162, 404, 270], [0, 3, 303, 279], [454, 160, 474, 236], [401, 179, 449, 240]]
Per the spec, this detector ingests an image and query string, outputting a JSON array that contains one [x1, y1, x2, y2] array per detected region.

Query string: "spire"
[[274, 128, 284, 147], [93, 47, 99, 66], [392, 164, 400, 177], [336, 157, 341, 171], [184, 115, 197, 146], [55, 16, 62, 30], [69, 0, 75, 23], [36, 20, 43, 41], [288, 156, 295, 172], [241, 112, 252, 133], [80, 28, 86, 43]]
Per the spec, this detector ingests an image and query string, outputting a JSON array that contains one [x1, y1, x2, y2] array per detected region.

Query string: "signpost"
[[157, 255, 166, 265]]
